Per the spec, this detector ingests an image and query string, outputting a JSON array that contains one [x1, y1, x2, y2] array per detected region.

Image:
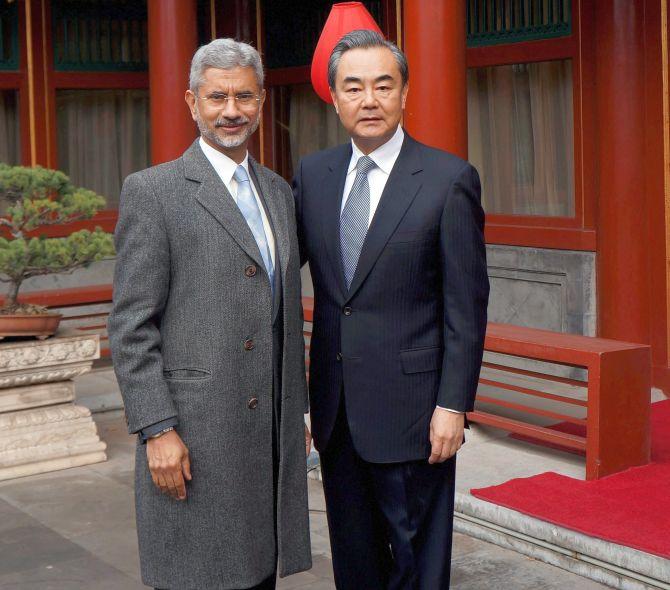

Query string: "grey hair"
[[327, 29, 408, 89], [189, 38, 264, 92]]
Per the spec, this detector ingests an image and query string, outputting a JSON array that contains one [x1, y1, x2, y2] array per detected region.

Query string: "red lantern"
[[311, 2, 383, 104]]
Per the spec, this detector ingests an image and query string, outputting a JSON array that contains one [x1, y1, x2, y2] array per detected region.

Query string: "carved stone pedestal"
[[0, 332, 107, 481]]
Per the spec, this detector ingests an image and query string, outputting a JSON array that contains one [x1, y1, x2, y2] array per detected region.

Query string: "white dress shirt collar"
[[348, 125, 405, 175], [197, 138, 276, 267], [198, 137, 250, 184]]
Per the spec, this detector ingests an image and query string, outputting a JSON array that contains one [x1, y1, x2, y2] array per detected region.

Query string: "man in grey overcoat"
[[108, 38, 312, 590]]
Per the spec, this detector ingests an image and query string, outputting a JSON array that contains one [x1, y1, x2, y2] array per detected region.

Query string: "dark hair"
[[327, 29, 409, 89]]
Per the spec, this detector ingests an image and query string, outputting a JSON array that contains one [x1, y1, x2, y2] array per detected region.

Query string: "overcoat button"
[[343, 306, 352, 316], [244, 338, 255, 351], [245, 264, 257, 277], [336, 352, 342, 361], [248, 397, 259, 409]]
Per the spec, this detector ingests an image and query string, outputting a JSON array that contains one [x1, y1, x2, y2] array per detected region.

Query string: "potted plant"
[[0, 164, 115, 339]]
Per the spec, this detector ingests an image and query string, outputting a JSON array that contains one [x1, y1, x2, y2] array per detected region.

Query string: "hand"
[[428, 409, 464, 464], [305, 424, 312, 456], [146, 430, 192, 500]]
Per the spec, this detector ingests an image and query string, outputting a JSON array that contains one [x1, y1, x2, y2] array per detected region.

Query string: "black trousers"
[[320, 399, 456, 590]]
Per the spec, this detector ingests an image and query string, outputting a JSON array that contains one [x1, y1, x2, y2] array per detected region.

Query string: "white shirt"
[[341, 125, 404, 225], [340, 127, 461, 415], [199, 137, 276, 268]]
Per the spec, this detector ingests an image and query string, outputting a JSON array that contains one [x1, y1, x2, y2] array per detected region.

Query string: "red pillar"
[[148, 0, 198, 164], [595, 1, 650, 345], [402, 0, 467, 159]]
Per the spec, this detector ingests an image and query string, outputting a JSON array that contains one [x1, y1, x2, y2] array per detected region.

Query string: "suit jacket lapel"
[[346, 134, 424, 300], [183, 140, 266, 271], [322, 144, 353, 300]]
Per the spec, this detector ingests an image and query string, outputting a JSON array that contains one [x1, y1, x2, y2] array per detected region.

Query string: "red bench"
[[6, 289, 650, 479], [472, 323, 651, 479]]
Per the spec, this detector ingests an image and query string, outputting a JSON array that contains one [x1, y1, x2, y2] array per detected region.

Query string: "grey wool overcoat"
[[108, 140, 311, 589]]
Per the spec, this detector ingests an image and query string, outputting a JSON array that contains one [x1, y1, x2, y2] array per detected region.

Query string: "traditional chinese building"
[[2, 3, 670, 585], [0, 0, 667, 388]]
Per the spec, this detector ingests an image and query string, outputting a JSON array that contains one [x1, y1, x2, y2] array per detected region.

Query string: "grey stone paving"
[[0, 410, 609, 590]]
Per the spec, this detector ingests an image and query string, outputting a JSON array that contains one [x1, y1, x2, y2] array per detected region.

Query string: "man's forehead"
[[200, 66, 260, 88], [202, 66, 257, 80], [336, 46, 401, 80]]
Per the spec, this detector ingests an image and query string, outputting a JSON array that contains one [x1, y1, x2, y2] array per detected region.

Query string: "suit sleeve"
[[108, 172, 178, 434], [139, 417, 179, 443], [291, 159, 309, 268], [437, 163, 490, 411]]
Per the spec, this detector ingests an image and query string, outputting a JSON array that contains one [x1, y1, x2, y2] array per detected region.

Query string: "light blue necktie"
[[233, 165, 274, 292], [340, 155, 376, 288]]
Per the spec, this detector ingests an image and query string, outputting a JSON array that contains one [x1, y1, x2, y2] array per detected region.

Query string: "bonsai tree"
[[0, 164, 115, 315]]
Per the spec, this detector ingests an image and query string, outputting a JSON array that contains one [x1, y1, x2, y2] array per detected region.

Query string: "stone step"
[[455, 493, 670, 590]]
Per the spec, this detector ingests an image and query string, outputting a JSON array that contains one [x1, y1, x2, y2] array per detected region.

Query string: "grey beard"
[[196, 115, 260, 149]]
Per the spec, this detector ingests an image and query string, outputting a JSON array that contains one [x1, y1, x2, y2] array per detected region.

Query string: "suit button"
[[245, 264, 257, 277], [336, 352, 342, 361], [343, 306, 352, 316], [248, 397, 259, 409], [244, 338, 255, 351]]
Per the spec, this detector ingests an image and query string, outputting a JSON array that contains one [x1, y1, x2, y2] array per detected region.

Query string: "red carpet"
[[471, 400, 670, 559]]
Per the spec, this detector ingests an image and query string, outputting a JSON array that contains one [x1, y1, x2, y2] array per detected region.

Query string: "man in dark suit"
[[293, 30, 489, 589]]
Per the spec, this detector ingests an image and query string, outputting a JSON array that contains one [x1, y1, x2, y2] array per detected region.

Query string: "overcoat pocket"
[[162, 368, 212, 381]]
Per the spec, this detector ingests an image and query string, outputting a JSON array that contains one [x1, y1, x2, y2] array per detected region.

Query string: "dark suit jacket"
[[293, 131, 489, 463]]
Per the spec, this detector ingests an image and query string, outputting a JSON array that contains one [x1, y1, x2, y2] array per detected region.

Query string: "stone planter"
[[0, 331, 107, 481]]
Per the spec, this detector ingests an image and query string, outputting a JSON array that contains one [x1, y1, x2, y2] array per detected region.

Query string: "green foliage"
[[0, 229, 115, 279], [0, 164, 115, 308]]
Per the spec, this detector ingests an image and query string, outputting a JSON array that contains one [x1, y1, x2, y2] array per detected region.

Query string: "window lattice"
[[467, 0, 571, 47], [52, 0, 148, 72], [0, 1, 18, 71]]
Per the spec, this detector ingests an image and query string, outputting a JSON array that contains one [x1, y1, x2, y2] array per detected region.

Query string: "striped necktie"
[[233, 165, 274, 292], [340, 155, 376, 288]]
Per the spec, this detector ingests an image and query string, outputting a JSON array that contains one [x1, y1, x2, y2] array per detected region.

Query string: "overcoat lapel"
[[345, 135, 424, 300], [249, 158, 288, 322], [322, 143, 353, 301], [249, 157, 290, 284], [183, 140, 266, 271]]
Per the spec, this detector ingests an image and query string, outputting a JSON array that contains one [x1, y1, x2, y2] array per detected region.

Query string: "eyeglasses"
[[196, 92, 262, 108]]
